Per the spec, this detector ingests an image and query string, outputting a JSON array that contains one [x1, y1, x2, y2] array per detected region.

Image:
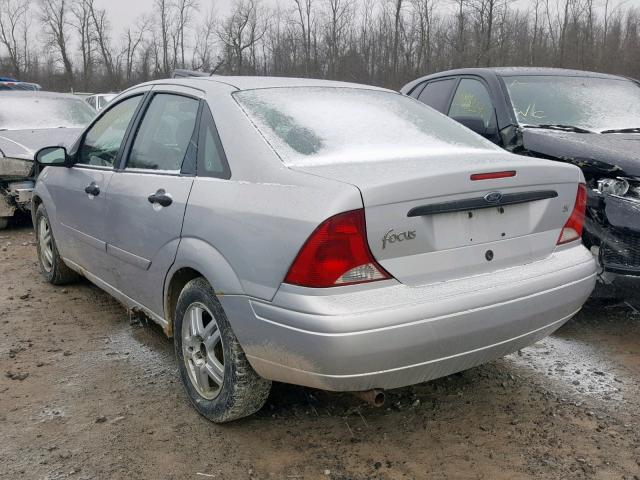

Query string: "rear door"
[[45, 93, 145, 274], [103, 86, 202, 315]]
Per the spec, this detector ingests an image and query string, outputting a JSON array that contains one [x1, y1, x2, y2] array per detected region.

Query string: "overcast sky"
[[93, 0, 246, 31], [96, 0, 640, 36]]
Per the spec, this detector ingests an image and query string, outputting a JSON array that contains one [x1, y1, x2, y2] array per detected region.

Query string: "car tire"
[[35, 205, 79, 285], [0, 217, 8, 230], [174, 277, 271, 422]]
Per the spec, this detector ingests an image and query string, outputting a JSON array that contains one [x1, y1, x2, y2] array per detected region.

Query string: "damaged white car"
[[0, 91, 94, 229]]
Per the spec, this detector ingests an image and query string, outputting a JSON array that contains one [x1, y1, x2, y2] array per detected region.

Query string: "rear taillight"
[[284, 209, 391, 288], [557, 183, 587, 245]]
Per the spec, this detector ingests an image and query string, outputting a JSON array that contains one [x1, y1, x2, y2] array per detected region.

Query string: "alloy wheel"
[[181, 302, 225, 400], [38, 216, 53, 273]]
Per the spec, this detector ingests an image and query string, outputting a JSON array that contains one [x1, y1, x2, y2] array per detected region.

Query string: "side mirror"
[[35, 146, 68, 167], [452, 116, 487, 136]]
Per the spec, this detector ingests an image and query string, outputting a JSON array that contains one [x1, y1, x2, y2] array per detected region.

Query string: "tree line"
[[0, 0, 639, 93]]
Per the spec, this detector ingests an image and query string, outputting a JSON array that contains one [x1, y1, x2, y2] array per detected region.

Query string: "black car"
[[402, 67, 640, 294]]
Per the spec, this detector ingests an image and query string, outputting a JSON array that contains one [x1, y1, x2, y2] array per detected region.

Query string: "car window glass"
[[448, 79, 496, 127], [0, 95, 95, 130], [417, 78, 456, 112], [127, 93, 199, 171], [77, 95, 142, 167], [198, 105, 230, 178], [504, 75, 640, 131], [235, 87, 498, 166]]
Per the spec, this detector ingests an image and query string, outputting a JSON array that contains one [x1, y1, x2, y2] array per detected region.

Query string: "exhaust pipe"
[[351, 389, 385, 407]]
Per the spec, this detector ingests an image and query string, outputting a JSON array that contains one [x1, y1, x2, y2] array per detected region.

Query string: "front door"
[[447, 77, 500, 143], [46, 94, 144, 274], [104, 89, 201, 316]]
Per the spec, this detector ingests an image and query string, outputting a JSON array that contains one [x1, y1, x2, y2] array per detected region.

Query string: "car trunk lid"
[[290, 151, 581, 286]]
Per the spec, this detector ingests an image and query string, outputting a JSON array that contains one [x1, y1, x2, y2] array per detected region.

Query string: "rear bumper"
[[222, 245, 597, 391]]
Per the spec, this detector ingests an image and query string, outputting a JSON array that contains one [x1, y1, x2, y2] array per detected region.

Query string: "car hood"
[[0, 128, 83, 160], [522, 129, 640, 177]]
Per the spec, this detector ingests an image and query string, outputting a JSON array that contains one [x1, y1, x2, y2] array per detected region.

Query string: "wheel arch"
[[31, 193, 42, 225], [31, 182, 57, 228], [163, 237, 244, 336]]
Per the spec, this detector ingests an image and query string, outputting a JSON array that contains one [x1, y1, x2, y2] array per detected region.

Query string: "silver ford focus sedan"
[[32, 77, 597, 422]]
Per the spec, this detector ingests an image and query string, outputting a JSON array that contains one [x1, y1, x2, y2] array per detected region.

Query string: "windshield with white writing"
[[503, 75, 640, 132]]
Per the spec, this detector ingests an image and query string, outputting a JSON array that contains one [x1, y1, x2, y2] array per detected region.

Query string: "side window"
[[197, 104, 231, 179], [448, 78, 496, 128], [417, 78, 456, 112], [77, 95, 142, 167], [127, 93, 199, 171]]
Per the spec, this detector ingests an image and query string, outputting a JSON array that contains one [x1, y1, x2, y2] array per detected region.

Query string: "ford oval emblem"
[[484, 191, 503, 204]]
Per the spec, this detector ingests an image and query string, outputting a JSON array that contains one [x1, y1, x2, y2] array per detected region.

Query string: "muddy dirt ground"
[[1, 222, 639, 480]]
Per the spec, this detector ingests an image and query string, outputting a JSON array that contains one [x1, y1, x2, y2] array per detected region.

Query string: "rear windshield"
[[234, 87, 496, 165], [0, 95, 95, 130]]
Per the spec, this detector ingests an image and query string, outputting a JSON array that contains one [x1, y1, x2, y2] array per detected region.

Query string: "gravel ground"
[[1, 223, 639, 480]]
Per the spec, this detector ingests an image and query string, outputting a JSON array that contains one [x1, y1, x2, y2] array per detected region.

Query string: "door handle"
[[147, 189, 173, 207], [84, 183, 100, 196]]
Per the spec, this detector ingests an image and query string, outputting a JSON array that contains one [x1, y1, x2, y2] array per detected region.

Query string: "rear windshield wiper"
[[600, 127, 640, 134], [522, 124, 594, 134]]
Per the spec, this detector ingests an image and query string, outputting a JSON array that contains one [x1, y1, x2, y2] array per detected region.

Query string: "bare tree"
[[40, 0, 74, 85], [193, 4, 219, 71], [123, 15, 150, 83], [1, 0, 639, 92], [0, 0, 30, 77], [217, 0, 267, 74], [392, 0, 403, 77], [411, 0, 437, 73], [86, 0, 116, 85], [174, 0, 199, 68], [156, 0, 172, 75], [467, 0, 509, 66], [293, 0, 315, 74], [324, 0, 353, 77], [71, 0, 94, 90], [450, 0, 469, 67]]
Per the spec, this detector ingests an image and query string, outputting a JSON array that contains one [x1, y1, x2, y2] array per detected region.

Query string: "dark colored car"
[[0, 76, 42, 91], [401, 67, 640, 294], [0, 91, 94, 229]]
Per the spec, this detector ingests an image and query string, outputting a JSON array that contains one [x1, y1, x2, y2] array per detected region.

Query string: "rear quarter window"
[[416, 78, 457, 112]]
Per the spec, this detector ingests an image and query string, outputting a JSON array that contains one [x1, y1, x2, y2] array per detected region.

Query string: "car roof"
[[0, 90, 85, 100], [400, 67, 633, 94], [145, 75, 391, 92]]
